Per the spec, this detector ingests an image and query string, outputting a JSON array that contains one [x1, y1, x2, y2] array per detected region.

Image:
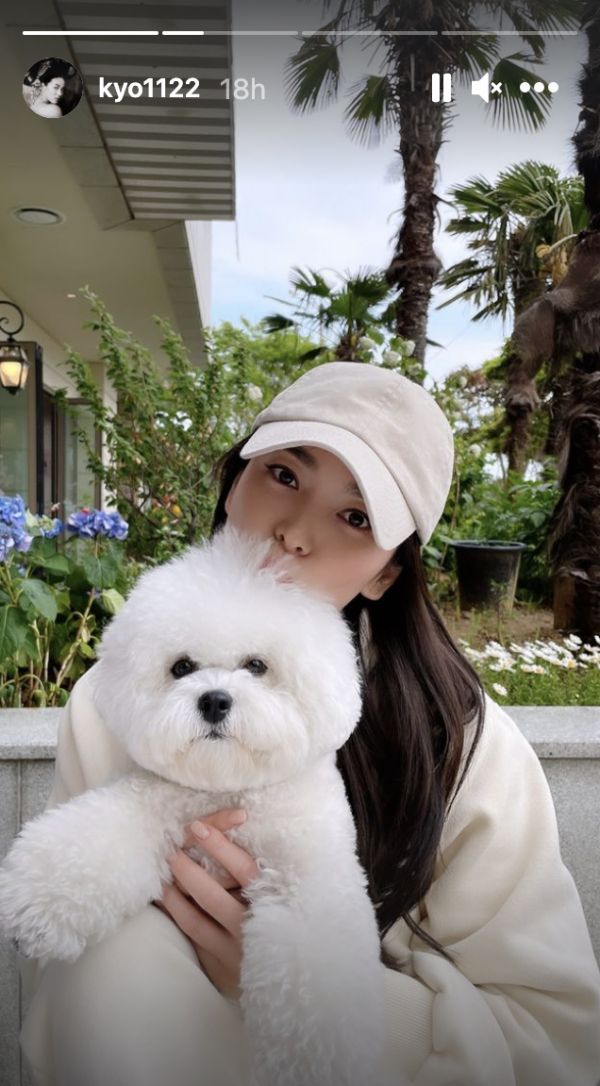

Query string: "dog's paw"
[[1, 911, 86, 962], [0, 870, 87, 962]]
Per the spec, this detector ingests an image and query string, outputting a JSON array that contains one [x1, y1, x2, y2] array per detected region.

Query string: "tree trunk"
[[502, 256, 548, 474], [502, 350, 540, 474], [384, 85, 444, 373], [335, 331, 356, 360], [548, 364, 600, 638]]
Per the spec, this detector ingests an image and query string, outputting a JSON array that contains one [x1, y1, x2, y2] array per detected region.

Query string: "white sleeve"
[[45, 663, 135, 808], [381, 696, 600, 1086]]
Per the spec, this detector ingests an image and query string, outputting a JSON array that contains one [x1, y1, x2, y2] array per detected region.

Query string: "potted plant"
[[448, 538, 527, 612], [441, 474, 533, 612]]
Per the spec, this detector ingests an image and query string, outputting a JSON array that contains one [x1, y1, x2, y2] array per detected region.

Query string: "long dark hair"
[[210, 436, 486, 968]]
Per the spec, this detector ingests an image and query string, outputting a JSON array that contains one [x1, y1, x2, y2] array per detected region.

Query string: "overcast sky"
[[211, 4, 586, 386]]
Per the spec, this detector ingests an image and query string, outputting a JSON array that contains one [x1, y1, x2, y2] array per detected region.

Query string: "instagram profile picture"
[[22, 57, 83, 119]]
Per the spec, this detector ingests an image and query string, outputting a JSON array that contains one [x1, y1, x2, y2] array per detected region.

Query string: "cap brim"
[[239, 421, 415, 550]]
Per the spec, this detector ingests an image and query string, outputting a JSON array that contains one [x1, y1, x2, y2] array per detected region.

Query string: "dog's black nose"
[[198, 689, 232, 724]]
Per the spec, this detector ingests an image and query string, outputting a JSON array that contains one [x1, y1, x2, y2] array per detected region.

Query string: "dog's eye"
[[171, 657, 197, 679], [242, 658, 268, 676]]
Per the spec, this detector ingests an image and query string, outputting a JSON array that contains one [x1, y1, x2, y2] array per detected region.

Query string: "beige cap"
[[239, 361, 454, 549]]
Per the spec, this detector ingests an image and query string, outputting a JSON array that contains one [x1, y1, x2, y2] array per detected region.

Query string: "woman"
[[19, 362, 600, 1085], [23, 60, 68, 118]]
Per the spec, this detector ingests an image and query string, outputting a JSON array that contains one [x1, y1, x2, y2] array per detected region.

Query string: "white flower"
[[464, 647, 485, 661], [492, 683, 508, 698], [382, 350, 401, 363], [403, 339, 416, 356], [358, 336, 377, 351], [458, 375, 468, 388], [520, 664, 547, 674], [470, 443, 482, 457], [247, 384, 263, 403]]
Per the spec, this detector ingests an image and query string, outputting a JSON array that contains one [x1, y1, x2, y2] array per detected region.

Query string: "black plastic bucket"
[[450, 540, 527, 611]]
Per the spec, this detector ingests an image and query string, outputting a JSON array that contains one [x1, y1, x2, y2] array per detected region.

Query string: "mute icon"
[[471, 72, 490, 102], [431, 73, 452, 103]]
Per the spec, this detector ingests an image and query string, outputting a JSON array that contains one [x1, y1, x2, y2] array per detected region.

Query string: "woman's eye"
[[267, 464, 296, 487], [342, 509, 371, 531], [243, 658, 268, 676], [171, 657, 197, 679]]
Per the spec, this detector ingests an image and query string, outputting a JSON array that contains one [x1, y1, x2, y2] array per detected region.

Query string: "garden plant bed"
[[439, 602, 600, 706], [441, 602, 556, 652]]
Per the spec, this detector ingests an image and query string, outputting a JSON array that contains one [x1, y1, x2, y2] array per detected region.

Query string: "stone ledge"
[[1, 706, 600, 761]]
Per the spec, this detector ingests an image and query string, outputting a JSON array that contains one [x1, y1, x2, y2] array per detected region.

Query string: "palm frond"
[[445, 216, 493, 235], [495, 0, 581, 34], [344, 73, 396, 146], [284, 34, 342, 113], [260, 313, 297, 334], [298, 346, 329, 362], [450, 37, 502, 81], [342, 268, 390, 303], [289, 267, 332, 299], [446, 176, 499, 215], [486, 55, 552, 132]]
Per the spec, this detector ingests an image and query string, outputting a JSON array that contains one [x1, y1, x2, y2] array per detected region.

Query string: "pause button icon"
[[431, 73, 452, 102]]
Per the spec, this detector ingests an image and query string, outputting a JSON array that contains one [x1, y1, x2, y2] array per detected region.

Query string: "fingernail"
[[191, 820, 210, 839], [231, 809, 247, 824]]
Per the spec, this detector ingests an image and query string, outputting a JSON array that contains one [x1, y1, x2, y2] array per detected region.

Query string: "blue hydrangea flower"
[[67, 508, 128, 540], [41, 518, 64, 539], [0, 523, 32, 564], [0, 499, 33, 562], [0, 495, 27, 530], [14, 529, 33, 553], [0, 530, 15, 563]]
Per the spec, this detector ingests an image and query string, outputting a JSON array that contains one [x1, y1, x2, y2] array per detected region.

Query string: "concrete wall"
[[1, 706, 599, 1086]]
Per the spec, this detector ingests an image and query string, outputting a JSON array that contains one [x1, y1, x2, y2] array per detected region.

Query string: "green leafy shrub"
[[0, 497, 135, 706]]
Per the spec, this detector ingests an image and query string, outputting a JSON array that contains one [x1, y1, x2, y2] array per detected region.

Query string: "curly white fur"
[[0, 524, 403, 1086]]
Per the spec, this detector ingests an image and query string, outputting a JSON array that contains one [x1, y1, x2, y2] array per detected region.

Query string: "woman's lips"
[[259, 553, 294, 582]]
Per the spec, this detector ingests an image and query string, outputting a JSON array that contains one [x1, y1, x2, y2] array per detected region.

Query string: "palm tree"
[[285, 0, 581, 371], [512, 3, 600, 636], [262, 265, 402, 362], [437, 162, 587, 471]]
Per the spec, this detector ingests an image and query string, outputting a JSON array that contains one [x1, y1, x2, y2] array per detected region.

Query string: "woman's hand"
[[153, 808, 259, 1002]]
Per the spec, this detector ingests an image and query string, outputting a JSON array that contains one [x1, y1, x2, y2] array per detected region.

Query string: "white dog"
[[0, 525, 400, 1086]]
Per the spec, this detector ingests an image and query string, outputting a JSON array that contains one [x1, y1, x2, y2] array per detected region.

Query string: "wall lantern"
[[0, 301, 30, 394]]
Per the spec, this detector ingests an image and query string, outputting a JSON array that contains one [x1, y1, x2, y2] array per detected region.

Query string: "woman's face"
[[224, 444, 401, 610], [43, 77, 64, 103]]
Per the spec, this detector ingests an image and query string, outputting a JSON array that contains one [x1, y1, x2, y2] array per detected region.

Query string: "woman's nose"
[[275, 526, 311, 557]]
